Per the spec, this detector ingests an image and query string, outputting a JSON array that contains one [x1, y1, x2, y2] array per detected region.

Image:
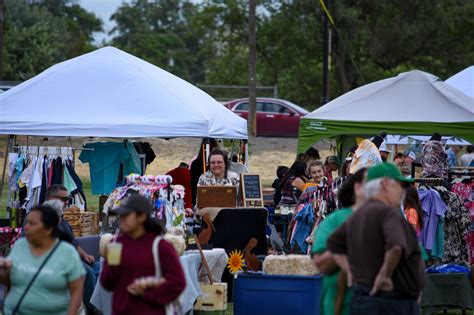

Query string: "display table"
[[90, 249, 228, 315], [185, 248, 228, 283], [421, 273, 474, 314]]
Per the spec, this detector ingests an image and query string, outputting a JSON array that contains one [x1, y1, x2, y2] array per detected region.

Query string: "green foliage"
[[4, 0, 474, 111], [3, 0, 102, 81], [110, 0, 203, 82]]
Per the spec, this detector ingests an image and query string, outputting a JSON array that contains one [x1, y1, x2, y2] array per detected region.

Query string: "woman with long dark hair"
[[404, 186, 424, 236], [101, 195, 185, 315], [279, 160, 308, 205]]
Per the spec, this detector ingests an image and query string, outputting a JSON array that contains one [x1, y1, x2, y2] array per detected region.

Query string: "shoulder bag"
[[12, 240, 61, 315], [152, 236, 182, 315]]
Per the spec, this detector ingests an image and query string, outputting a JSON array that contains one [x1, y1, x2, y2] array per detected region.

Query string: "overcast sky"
[[79, 0, 131, 44]]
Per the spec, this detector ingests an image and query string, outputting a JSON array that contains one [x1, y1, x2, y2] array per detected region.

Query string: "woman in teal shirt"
[[312, 168, 367, 315], [0, 205, 85, 315]]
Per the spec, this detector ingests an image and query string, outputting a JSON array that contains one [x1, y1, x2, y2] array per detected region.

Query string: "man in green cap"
[[327, 163, 425, 315]]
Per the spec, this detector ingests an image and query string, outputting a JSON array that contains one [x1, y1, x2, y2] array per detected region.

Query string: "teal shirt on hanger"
[[79, 142, 141, 195]]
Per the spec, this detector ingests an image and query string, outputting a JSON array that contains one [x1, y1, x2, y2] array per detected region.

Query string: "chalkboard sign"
[[240, 174, 263, 206]]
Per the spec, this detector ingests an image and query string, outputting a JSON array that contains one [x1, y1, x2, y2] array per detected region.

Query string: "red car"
[[224, 97, 309, 137]]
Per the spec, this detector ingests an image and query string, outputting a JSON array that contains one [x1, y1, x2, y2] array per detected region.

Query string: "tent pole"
[[244, 140, 249, 167], [0, 135, 12, 196]]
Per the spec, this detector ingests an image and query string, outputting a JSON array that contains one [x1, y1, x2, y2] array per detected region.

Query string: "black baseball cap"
[[111, 195, 153, 216]]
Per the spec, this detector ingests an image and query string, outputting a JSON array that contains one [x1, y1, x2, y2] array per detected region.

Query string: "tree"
[[110, 0, 203, 83], [330, 0, 474, 93], [3, 0, 102, 81], [107, 0, 474, 110]]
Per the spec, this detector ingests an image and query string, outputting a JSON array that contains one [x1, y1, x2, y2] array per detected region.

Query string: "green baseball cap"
[[366, 163, 414, 184]]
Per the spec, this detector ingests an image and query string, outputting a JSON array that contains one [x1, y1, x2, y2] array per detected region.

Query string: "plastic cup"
[[106, 243, 123, 266]]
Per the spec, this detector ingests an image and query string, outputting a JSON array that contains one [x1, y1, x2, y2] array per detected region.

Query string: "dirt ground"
[[0, 136, 333, 187]]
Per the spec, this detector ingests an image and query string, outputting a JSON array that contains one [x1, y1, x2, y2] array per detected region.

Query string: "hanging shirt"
[[122, 143, 142, 177], [8, 153, 19, 192], [26, 157, 43, 211], [290, 204, 315, 253], [349, 140, 382, 174], [421, 140, 448, 178], [63, 166, 78, 194], [438, 190, 470, 264], [166, 166, 193, 209], [418, 188, 447, 251], [79, 142, 132, 195], [404, 208, 421, 237]]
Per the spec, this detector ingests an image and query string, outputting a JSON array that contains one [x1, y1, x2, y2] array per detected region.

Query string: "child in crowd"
[[272, 166, 289, 207], [404, 186, 424, 236], [308, 161, 325, 185]]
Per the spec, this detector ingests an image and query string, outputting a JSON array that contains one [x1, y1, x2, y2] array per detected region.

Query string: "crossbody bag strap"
[[12, 240, 61, 315], [152, 236, 163, 278]]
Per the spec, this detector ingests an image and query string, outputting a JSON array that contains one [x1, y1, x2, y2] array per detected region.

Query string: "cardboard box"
[[194, 282, 227, 311]]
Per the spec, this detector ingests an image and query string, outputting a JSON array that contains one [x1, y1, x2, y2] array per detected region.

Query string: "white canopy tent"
[[298, 70, 474, 152], [446, 66, 474, 98], [0, 47, 247, 139]]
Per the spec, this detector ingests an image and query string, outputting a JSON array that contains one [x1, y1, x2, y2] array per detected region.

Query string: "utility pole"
[[0, 0, 4, 80], [321, 0, 330, 105], [248, 0, 257, 137]]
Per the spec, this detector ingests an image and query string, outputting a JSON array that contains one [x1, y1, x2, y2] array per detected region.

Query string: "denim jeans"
[[350, 285, 421, 315], [83, 261, 100, 314]]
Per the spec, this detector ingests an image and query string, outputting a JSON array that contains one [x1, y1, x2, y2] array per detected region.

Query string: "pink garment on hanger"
[[48, 161, 54, 187]]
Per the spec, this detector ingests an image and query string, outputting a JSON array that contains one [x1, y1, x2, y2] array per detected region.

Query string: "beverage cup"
[[106, 243, 123, 266]]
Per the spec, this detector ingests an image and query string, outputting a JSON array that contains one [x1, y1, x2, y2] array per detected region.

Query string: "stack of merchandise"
[[63, 206, 81, 237], [80, 212, 99, 236]]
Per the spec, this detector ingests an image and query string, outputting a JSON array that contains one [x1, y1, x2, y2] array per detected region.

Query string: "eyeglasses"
[[210, 161, 224, 165], [51, 195, 72, 202]]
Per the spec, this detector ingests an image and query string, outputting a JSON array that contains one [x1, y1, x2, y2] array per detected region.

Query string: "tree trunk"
[[0, 0, 4, 80]]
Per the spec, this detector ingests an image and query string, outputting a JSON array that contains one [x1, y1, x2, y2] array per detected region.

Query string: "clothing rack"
[[448, 168, 474, 182], [12, 145, 94, 152], [414, 177, 447, 186]]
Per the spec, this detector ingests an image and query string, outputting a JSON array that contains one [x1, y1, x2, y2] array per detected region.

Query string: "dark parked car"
[[224, 98, 309, 137]]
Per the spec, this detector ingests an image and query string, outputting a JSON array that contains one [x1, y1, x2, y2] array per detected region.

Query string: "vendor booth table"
[[421, 273, 474, 314]]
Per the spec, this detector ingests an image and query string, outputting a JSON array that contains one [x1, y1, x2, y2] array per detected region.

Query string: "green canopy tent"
[[298, 70, 474, 157]]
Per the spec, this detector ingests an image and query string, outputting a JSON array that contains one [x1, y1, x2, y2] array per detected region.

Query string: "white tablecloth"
[[91, 249, 228, 315], [186, 248, 228, 283]]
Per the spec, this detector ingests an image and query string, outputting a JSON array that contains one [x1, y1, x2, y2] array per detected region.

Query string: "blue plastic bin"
[[233, 272, 322, 315]]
